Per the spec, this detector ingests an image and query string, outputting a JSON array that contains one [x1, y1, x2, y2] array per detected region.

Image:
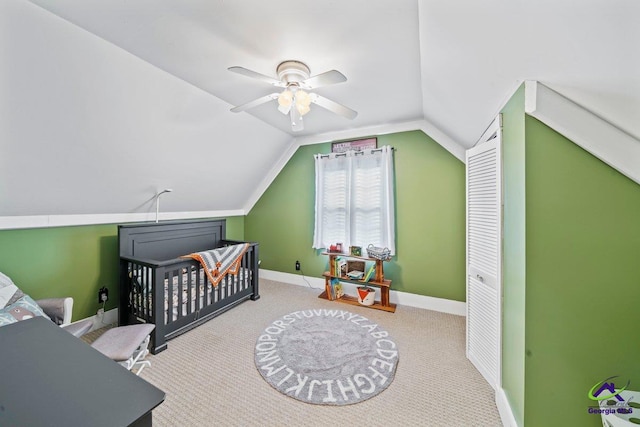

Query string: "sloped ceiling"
[[2, 0, 639, 220]]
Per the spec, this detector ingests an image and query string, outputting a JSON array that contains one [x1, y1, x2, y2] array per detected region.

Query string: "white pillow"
[[0, 284, 19, 309]]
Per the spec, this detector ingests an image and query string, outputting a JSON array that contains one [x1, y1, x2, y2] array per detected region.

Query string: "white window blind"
[[313, 145, 395, 254]]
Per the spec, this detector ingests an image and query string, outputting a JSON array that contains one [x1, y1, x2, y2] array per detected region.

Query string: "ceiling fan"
[[228, 60, 357, 131]]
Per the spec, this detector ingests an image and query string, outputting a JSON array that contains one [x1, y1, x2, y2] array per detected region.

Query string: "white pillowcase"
[[0, 284, 18, 309]]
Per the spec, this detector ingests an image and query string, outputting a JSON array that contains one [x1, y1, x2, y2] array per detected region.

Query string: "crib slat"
[[166, 270, 173, 323], [241, 253, 247, 291], [197, 267, 205, 307], [145, 265, 151, 320], [145, 265, 150, 320], [188, 266, 195, 314], [178, 268, 185, 318], [138, 265, 144, 318], [145, 266, 149, 321], [140, 265, 146, 319]]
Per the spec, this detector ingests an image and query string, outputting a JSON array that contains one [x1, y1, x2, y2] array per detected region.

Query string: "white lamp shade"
[[278, 90, 293, 107]]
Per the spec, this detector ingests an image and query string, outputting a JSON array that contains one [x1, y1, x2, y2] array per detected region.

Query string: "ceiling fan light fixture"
[[229, 60, 357, 130], [297, 103, 311, 116], [295, 90, 311, 116], [276, 60, 310, 84], [277, 89, 293, 114], [278, 89, 293, 107], [278, 104, 291, 115]]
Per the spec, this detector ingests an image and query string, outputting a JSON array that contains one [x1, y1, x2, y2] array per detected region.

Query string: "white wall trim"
[[525, 80, 640, 185], [474, 80, 526, 149], [260, 269, 466, 317], [417, 120, 466, 161], [0, 209, 245, 230], [476, 114, 503, 147], [242, 137, 297, 213], [260, 268, 327, 290], [496, 387, 519, 427]]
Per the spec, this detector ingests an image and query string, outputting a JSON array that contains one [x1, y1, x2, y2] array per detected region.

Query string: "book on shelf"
[[334, 281, 344, 299], [334, 257, 347, 277], [329, 277, 341, 299], [340, 261, 348, 277], [362, 264, 376, 282], [346, 270, 364, 280]]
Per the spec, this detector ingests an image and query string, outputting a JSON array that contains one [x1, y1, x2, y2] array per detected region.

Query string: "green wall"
[[501, 84, 640, 426], [0, 216, 245, 321], [0, 225, 119, 321], [523, 116, 640, 427], [245, 130, 467, 301], [501, 85, 527, 426]]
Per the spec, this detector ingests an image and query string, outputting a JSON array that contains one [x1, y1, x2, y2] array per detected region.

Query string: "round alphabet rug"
[[254, 309, 399, 405]]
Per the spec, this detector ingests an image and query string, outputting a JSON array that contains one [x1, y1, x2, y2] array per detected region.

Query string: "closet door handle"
[[476, 274, 484, 282]]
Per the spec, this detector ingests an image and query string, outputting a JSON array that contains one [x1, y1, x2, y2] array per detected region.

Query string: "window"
[[313, 146, 395, 254]]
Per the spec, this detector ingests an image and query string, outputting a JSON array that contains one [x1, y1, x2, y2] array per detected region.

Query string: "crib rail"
[[119, 242, 259, 353]]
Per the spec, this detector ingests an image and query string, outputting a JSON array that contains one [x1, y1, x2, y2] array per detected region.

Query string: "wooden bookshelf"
[[320, 252, 396, 313]]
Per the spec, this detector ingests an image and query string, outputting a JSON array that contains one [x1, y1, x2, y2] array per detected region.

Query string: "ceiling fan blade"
[[290, 106, 304, 132], [300, 70, 347, 89], [309, 93, 358, 120], [228, 66, 286, 88], [230, 93, 279, 113]]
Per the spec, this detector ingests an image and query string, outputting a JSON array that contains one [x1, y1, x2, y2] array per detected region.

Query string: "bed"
[[118, 219, 259, 354]]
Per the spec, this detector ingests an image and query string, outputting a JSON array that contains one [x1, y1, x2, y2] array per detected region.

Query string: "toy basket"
[[366, 244, 391, 261], [357, 287, 376, 306]]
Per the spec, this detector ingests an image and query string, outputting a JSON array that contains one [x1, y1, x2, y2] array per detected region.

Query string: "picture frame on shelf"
[[349, 245, 362, 256]]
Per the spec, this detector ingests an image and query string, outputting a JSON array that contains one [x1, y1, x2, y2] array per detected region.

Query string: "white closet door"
[[466, 119, 502, 390]]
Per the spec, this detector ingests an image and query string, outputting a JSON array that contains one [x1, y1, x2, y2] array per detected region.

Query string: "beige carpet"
[[93, 280, 503, 426]]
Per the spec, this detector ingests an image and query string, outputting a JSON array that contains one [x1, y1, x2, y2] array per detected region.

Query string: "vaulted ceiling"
[[2, 0, 638, 219]]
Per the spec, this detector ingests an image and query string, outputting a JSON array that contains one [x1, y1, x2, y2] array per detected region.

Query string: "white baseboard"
[[496, 387, 519, 427], [70, 307, 118, 332], [259, 269, 466, 317]]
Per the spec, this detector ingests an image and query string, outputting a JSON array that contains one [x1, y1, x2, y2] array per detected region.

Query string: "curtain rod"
[[317, 147, 396, 159]]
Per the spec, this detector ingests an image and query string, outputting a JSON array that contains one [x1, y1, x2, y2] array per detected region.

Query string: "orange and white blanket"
[[181, 243, 250, 287]]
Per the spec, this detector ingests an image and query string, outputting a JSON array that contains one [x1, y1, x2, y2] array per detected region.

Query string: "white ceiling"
[[2, 0, 639, 218], [24, 0, 425, 137]]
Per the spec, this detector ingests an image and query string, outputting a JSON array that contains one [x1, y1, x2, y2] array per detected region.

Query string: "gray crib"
[[118, 219, 259, 354]]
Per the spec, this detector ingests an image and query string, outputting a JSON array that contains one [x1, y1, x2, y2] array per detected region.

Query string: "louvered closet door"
[[466, 124, 502, 390]]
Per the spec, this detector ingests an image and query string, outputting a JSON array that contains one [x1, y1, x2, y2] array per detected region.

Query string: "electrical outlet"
[[295, 260, 300, 271], [98, 287, 109, 304]]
